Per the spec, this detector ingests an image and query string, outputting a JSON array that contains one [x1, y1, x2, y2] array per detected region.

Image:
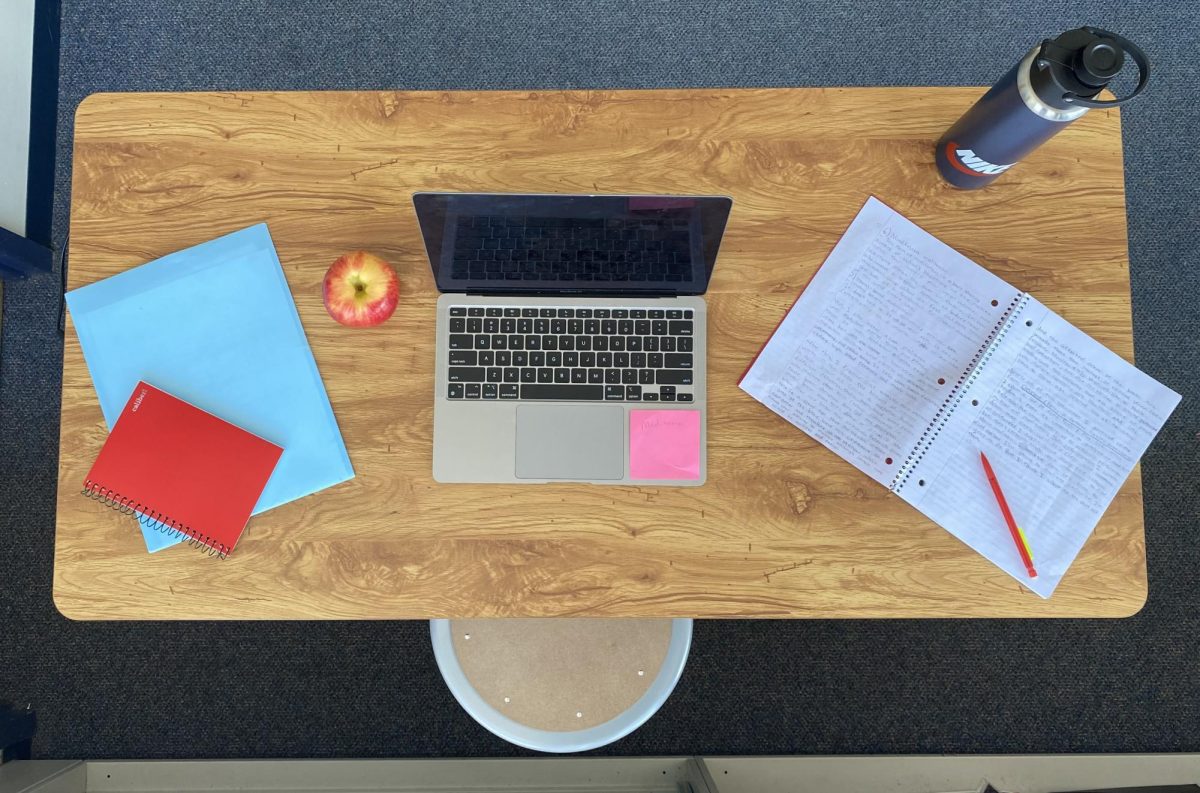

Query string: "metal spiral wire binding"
[[82, 479, 228, 559], [889, 293, 1029, 494]]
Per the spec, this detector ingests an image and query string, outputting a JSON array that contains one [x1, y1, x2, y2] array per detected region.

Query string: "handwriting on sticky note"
[[629, 410, 702, 481]]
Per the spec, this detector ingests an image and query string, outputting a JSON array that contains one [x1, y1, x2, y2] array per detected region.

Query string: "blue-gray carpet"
[[2, 1, 1198, 758]]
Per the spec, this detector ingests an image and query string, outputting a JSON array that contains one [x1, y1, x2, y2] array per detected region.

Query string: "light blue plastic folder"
[[66, 224, 354, 551]]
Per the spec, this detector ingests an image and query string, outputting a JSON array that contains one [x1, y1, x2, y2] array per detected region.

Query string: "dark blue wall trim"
[[25, 0, 60, 249]]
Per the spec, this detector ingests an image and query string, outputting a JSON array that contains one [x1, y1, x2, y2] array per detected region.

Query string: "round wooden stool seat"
[[431, 618, 692, 752]]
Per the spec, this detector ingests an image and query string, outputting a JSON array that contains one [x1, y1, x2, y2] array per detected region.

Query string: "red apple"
[[322, 251, 399, 327]]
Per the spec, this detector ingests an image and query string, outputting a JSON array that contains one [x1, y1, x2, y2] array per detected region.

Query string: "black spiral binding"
[[81, 479, 230, 559], [888, 293, 1031, 494]]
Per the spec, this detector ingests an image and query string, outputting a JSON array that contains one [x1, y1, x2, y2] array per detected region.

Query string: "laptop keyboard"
[[445, 306, 696, 402], [450, 215, 695, 283]]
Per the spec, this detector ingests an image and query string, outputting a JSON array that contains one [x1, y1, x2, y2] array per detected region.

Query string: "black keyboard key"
[[500, 318, 516, 333], [520, 368, 537, 383], [626, 385, 642, 400], [626, 336, 642, 351], [479, 351, 495, 366], [547, 352, 562, 367], [666, 309, 683, 319], [610, 336, 625, 351], [649, 309, 665, 319], [447, 383, 464, 398], [605, 369, 621, 384], [593, 336, 610, 353], [660, 391, 676, 401], [614, 352, 629, 368], [557, 308, 573, 318], [475, 334, 491, 349], [576, 335, 592, 351], [542, 335, 558, 350], [652, 320, 668, 335], [483, 318, 499, 334], [496, 351, 511, 366], [642, 392, 659, 401], [648, 353, 664, 368], [504, 367, 519, 383], [467, 317, 483, 333], [508, 334, 524, 350], [601, 319, 617, 335], [483, 383, 498, 399], [540, 308, 555, 318], [491, 334, 507, 349], [525, 335, 541, 350], [661, 337, 676, 352], [639, 369, 655, 385], [449, 307, 467, 317], [584, 319, 600, 334], [522, 308, 538, 317], [513, 351, 528, 366], [449, 334, 473, 350], [657, 369, 693, 385], [613, 309, 629, 318], [635, 320, 652, 335], [631, 309, 647, 318], [449, 350, 477, 366], [580, 352, 596, 367], [450, 318, 466, 333], [551, 319, 567, 334], [448, 367, 485, 382], [669, 320, 693, 336], [618, 319, 634, 335], [660, 385, 676, 395], [517, 318, 533, 333], [622, 369, 638, 384], [486, 367, 502, 382], [554, 368, 571, 384], [534, 318, 550, 334], [678, 337, 693, 352], [571, 368, 587, 383], [568, 319, 584, 334], [486, 307, 503, 317], [683, 309, 693, 319], [504, 307, 520, 317], [678, 392, 694, 402], [521, 384, 604, 400], [537, 368, 553, 383], [562, 352, 578, 367], [598, 352, 613, 368], [468, 307, 485, 317], [558, 335, 575, 351], [500, 383, 519, 399], [631, 352, 646, 368], [605, 385, 624, 400], [576, 308, 593, 318], [644, 336, 659, 351], [530, 352, 545, 366], [595, 309, 611, 318], [465, 383, 482, 398], [665, 353, 693, 368]]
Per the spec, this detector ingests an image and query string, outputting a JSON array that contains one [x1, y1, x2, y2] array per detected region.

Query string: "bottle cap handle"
[[1063, 27, 1149, 108]]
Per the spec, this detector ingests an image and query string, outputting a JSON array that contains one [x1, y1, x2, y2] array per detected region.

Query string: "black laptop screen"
[[414, 193, 732, 295]]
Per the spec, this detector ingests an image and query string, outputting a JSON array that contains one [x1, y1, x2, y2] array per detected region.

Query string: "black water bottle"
[[936, 26, 1150, 189]]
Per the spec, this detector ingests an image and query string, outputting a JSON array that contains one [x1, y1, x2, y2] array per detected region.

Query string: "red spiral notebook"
[[82, 381, 284, 558]]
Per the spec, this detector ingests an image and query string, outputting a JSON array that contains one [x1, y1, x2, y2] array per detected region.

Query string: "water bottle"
[[936, 26, 1149, 189]]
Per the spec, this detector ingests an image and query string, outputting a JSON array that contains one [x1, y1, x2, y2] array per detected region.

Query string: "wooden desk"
[[55, 88, 1144, 620]]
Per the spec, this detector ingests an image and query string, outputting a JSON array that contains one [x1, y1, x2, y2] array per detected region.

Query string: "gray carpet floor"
[[1, 0, 1198, 758]]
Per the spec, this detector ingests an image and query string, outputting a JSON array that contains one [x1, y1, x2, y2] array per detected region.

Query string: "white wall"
[[0, 0, 36, 236]]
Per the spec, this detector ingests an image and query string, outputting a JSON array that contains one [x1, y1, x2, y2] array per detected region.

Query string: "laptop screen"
[[414, 193, 732, 296]]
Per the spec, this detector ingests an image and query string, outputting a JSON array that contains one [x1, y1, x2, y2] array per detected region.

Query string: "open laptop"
[[415, 192, 732, 485]]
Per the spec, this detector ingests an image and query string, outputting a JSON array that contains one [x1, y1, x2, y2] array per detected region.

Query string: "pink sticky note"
[[629, 410, 702, 481]]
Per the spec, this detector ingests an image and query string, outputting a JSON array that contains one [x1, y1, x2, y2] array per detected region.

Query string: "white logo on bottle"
[[955, 148, 1016, 175]]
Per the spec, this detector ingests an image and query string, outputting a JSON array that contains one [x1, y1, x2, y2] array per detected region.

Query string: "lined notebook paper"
[[66, 224, 354, 551], [740, 197, 1180, 597]]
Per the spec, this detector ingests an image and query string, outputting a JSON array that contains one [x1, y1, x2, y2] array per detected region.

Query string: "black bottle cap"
[[1031, 27, 1121, 109]]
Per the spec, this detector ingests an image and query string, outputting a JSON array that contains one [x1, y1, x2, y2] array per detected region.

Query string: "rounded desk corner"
[[51, 587, 89, 622], [74, 92, 117, 122], [1113, 581, 1149, 619]]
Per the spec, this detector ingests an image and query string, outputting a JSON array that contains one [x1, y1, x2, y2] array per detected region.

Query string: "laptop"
[[414, 192, 732, 485]]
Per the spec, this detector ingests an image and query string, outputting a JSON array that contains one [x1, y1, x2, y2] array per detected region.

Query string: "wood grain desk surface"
[[55, 88, 1144, 620]]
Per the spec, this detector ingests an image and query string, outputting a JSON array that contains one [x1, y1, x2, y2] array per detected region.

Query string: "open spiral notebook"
[[740, 197, 1180, 597]]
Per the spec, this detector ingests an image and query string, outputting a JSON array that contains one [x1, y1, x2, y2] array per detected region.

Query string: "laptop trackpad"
[[515, 404, 624, 480]]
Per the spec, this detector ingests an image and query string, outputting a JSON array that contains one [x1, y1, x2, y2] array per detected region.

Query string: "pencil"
[[979, 451, 1037, 578]]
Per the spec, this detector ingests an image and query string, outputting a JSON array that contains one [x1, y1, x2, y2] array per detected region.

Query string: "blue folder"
[[66, 224, 354, 550]]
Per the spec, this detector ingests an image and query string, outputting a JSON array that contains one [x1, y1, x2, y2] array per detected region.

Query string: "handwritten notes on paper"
[[740, 197, 1180, 597]]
